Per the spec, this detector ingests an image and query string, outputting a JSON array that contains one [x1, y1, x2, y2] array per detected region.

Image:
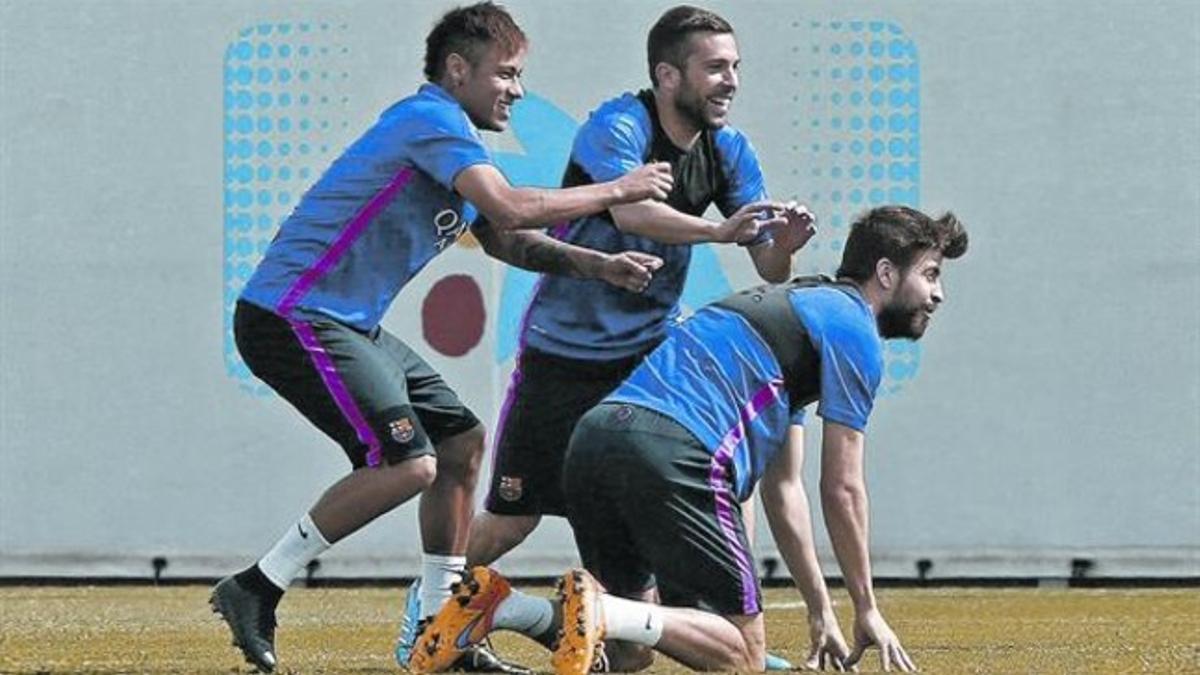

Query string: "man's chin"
[[909, 317, 931, 339], [878, 310, 927, 340]]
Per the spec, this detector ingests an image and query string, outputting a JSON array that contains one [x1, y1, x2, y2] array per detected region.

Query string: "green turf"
[[1, 585, 1196, 673]]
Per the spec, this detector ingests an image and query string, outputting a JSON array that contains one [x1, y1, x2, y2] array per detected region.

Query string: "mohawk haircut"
[[424, 2, 527, 82]]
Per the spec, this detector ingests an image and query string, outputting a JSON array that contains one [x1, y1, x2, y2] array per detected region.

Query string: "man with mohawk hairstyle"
[[209, 3, 672, 672]]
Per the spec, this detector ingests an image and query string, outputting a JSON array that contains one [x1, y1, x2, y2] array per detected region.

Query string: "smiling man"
[[455, 0, 817, 623], [208, 3, 674, 673], [412, 206, 967, 674], [411, 7, 817, 670]]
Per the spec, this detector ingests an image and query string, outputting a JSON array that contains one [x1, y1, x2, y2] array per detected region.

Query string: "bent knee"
[[726, 631, 765, 671], [396, 454, 438, 489]]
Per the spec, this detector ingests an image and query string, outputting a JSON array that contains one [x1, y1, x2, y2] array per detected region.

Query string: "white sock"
[[492, 590, 554, 637], [599, 594, 664, 646], [418, 554, 467, 618], [258, 513, 331, 590]]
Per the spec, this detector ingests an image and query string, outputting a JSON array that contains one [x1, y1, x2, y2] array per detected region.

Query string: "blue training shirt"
[[608, 283, 883, 501], [240, 83, 491, 330], [522, 90, 771, 360]]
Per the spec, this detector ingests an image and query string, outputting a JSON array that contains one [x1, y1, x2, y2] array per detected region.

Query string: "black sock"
[[234, 564, 284, 607]]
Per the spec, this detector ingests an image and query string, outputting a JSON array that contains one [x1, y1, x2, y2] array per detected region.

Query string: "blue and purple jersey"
[[522, 90, 771, 360], [607, 283, 883, 501], [240, 83, 491, 330]]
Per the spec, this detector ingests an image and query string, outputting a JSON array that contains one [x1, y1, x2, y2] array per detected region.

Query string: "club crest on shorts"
[[498, 476, 523, 502], [388, 418, 415, 444]]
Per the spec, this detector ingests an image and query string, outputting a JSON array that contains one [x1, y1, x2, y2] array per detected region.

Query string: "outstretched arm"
[[607, 199, 787, 245], [473, 220, 662, 293], [820, 421, 916, 672], [761, 425, 851, 671], [746, 202, 818, 283], [454, 163, 673, 232]]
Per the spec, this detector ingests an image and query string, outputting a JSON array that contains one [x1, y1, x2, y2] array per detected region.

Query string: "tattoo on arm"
[[515, 233, 586, 276], [477, 221, 590, 277]]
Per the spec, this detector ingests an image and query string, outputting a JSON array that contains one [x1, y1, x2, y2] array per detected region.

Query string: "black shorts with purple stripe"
[[563, 402, 762, 617], [234, 300, 480, 469], [485, 347, 647, 517]]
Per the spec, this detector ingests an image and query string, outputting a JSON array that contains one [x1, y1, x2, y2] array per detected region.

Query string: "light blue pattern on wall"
[[222, 21, 351, 394], [797, 19, 922, 395], [220, 18, 923, 396]]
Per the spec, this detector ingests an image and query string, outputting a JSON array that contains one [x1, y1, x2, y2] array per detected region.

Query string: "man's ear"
[[875, 257, 899, 291], [445, 52, 470, 88], [655, 61, 681, 92]]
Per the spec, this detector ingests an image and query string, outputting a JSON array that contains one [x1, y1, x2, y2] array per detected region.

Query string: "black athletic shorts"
[[234, 300, 481, 469], [563, 402, 762, 616], [485, 347, 647, 516]]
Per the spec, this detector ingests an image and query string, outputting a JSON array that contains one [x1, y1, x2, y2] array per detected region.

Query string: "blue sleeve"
[[714, 128, 771, 247], [571, 109, 650, 183], [403, 105, 493, 191], [814, 326, 881, 431]]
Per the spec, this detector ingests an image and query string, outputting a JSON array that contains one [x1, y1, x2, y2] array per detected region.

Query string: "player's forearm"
[[609, 202, 724, 244], [747, 240, 793, 283], [477, 227, 604, 278], [762, 479, 833, 616], [488, 183, 623, 231], [820, 480, 877, 612]]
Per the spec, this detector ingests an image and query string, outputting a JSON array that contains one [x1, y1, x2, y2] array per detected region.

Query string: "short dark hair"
[[424, 2, 527, 82], [837, 206, 969, 281], [646, 5, 734, 87]]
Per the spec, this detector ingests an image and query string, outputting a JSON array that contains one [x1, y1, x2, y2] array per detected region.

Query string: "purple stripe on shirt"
[[276, 167, 416, 316], [709, 379, 784, 615], [271, 168, 414, 469], [288, 320, 384, 468]]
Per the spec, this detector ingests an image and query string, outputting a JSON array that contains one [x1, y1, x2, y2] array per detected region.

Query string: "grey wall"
[[1, 0, 1197, 580]]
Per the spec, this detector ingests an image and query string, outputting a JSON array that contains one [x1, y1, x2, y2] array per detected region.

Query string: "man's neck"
[[436, 79, 483, 131], [651, 89, 702, 151], [850, 278, 887, 321], [436, 78, 461, 103]]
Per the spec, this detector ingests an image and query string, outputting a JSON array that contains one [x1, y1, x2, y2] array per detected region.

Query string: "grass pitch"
[[1, 584, 1197, 673]]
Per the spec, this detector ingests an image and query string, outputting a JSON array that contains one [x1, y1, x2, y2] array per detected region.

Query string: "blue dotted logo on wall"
[[794, 20, 923, 395], [222, 17, 924, 397], [222, 21, 351, 394]]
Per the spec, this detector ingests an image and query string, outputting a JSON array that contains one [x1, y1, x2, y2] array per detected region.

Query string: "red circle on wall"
[[422, 274, 486, 357]]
